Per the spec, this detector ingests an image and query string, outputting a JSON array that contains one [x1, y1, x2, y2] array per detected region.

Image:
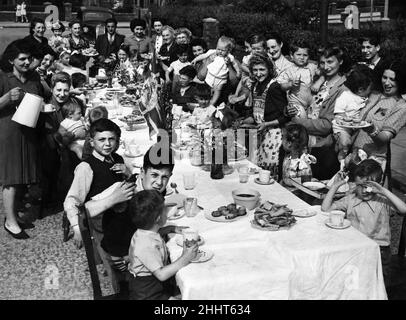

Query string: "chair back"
[[78, 205, 103, 300]]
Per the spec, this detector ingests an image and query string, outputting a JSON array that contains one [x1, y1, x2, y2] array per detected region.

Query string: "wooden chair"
[[78, 205, 116, 300], [78, 205, 130, 300]]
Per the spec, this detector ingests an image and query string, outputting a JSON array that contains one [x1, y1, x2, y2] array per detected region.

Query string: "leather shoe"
[[4, 221, 30, 239], [17, 220, 35, 230]]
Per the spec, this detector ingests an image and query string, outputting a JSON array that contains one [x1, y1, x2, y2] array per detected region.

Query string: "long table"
[[112, 105, 387, 300]]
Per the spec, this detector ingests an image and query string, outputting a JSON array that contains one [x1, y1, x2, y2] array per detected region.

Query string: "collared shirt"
[[368, 57, 381, 70], [331, 192, 394, 246], [354, 93, 406, 158], [108, 34, 115, 44], [128, 229, 169, 277], [155, 35, 163, 53], [63, 150, 114, 226]]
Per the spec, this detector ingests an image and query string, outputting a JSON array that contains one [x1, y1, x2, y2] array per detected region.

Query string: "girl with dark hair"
[[0, 40, 43, 239], [113, 44, 136, 83], [242, 52, 290, 170]]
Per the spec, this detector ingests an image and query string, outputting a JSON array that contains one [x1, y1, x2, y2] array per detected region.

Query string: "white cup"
[[259, 169, 271, 183], [42, 104, 55, 112], [330, 210, 345, 226], [183, 229, 199, 246], [166, 203, 178, 218]]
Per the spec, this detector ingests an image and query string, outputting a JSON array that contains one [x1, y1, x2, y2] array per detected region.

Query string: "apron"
[[252, 79, 283, 169]]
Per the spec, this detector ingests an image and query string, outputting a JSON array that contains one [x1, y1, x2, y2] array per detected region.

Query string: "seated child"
[[128, 190, 198, 300], [333, 65, 373, 167], [54, 50, 71, 72], [71, 72, 87, 105], [59, 101, 86, 159], [192, 36, 241, 107], [82, 106, 109, 160], [278, 40, 318, 119], [62, 53, 87, 79], [172, 65, 198, 112], [321, 159, 406, 287], [281, 123, 317, 186], [165, 44, 191, 94]]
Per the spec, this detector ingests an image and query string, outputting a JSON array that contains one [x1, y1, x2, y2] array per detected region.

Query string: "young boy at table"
[[172, 65, 198, 113], [321, 159, 406, 286], [127, 189, 198, 300], [64, 118, 134, 293]]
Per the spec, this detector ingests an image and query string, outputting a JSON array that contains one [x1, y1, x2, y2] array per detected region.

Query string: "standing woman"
[[0, 40, 43, 239], [287, 46, 349, 180], [67, 20, 90, 52], [242, 52, 290, 169]]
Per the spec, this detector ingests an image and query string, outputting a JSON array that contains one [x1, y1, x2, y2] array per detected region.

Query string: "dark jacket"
[[95, 33, 125, 61]]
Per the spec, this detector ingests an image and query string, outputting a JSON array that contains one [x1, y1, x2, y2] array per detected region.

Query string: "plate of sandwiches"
[[333, 117, 372, 129]]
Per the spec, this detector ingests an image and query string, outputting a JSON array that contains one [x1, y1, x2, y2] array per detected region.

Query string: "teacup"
[[330, 210, 345, 227], [259, 169, 271, 183], [165, 203, 178, 219], [183, 229, 200, 247]]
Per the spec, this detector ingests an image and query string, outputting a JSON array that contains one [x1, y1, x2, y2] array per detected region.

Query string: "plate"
[[191, 250, 214, 263], [124, 151, 143, 158], [254, 177, 275, 185], [250, 219, 292, 231], [302, 181, 326, 190], [325, 218, 351, 229], [333, 119, 372, 129], [292, 208, 317, 218], [175, 235, 205, 247], [167, 208, 186, 220], [204, 207, 248, 223]]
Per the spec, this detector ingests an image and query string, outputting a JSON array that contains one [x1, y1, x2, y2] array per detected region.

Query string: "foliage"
[[150, 4, 406, 63]]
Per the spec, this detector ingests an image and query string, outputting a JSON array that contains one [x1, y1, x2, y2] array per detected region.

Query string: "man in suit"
[[359, 35, 387, 91], [95, 18, 125, 63]]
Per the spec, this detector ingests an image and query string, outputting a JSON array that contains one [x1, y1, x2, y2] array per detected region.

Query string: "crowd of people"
[[1, 15, 406, 299]]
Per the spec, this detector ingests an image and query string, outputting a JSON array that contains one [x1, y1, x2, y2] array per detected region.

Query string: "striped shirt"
[[354, 93, 406, 158]]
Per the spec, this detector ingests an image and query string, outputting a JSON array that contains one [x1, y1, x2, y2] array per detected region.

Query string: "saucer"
[[191, 250, 214, 263], [167, 208, 186, 221], [254, 177, 275, 185], [325, 219, 351, 229]]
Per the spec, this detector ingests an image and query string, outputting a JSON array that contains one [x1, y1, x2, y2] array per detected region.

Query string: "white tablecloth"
[[111, 105, 387, 300]]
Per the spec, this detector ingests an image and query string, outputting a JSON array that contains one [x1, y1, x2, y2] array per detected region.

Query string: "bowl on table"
[[231, 188, 261, 210]]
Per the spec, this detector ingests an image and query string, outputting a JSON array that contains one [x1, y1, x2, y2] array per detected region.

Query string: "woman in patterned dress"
[[0, 40, 43, 239], [241, 53, 290, 170]]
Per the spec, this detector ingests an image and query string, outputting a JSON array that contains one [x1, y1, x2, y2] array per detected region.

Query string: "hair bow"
[[207, 103, 226, 121]]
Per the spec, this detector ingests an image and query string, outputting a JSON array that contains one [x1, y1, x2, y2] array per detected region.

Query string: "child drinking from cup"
[[321, 159, 406, 287], [281, 123, 317, 186], [332, 65, 373, 167], [278, 40, 318, 119], [191, 36, 241, 107], [128, 190, 198, 300], [59, 101, 86, 159]]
